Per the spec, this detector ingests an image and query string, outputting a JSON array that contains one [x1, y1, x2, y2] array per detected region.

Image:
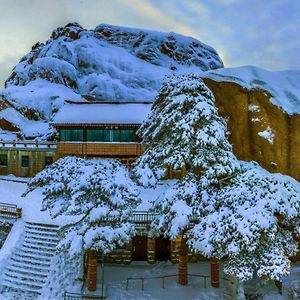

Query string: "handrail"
[[126, 273, 209, 290], [0, 203, 22, 219], [64, 292, 104, 300]]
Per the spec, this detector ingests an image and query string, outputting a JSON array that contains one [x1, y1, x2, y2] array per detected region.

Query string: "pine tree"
[[134, 73, 240, 285], [133, 73, 239, 189], [188, 161, 300, 281], [25, 156, 140, 256]]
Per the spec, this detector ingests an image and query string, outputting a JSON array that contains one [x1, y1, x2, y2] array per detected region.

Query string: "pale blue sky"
[[0, 0, 299, 86]]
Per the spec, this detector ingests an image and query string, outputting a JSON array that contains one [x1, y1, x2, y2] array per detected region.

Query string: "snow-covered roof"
[[52, 102, 153, 125]]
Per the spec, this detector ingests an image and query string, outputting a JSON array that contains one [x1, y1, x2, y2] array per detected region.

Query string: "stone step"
[[11, 257, 51, 268], [15, 249, 53, 261], [15, 252, 52, 263], [6, 265, 48, 278], [9, 261, 50, 273], [25, 228, 58, 237], [2, 277, 42, 294], [23, 238, 58, 248], [4, 271, 46, 284], [24, 234, 59, 243], [18, 247, 53, 258], [22, 243, 55, 253], [25, 222, 59, 231]]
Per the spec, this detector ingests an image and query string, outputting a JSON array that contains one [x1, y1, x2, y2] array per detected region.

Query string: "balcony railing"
[[0, 140, 57, 150], [101, 211, 199, 229], [0, 203, 22, 219]]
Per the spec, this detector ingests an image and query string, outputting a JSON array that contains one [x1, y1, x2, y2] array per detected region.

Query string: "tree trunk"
[[210, 257, 220, 288], [87, 250, 97, 291], [236, 280, 246, 300], [178, 235, 188, 285]]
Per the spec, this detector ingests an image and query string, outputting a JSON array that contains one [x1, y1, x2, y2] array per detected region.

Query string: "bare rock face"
[[203, 79, 300, 181]]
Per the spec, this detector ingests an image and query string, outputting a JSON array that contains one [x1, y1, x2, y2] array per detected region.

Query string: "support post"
[[87, 250, 97, 292], [178, 235, 188, 285], [210, 257, 220, 288]]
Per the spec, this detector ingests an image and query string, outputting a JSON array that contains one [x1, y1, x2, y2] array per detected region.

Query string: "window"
[[21, 156, 29, 168], [87, 129, 104, 142], [44, 156, 53, 167], [0, 154, 7, 166], [60, 129, 83, 142], [120, 129, 137, 142], [86, 129, 137, 142]]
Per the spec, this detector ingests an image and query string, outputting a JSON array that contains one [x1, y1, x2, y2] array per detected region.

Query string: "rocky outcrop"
[[203, 79, 300, 181]]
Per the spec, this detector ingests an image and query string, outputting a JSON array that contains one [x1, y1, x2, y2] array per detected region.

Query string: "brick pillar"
[[87, 250, 97, 291], [147, 237, 155, 264], [210, 257, 220, 288], [178, 236, 188, 285]]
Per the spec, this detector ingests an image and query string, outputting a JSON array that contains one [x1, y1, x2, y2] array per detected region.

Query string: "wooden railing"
[[64, 292, 104, 300], [0, 140, 57, 150], [0, 203, 22, 219]]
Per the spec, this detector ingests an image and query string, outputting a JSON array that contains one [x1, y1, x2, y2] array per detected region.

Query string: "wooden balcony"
[[56, 142, 144, 157]]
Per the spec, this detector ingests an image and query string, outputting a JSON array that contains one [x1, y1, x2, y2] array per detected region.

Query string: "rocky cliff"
[[200, 67, 300, 181]]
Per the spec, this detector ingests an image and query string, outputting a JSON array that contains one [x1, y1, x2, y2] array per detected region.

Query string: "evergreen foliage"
[[189, 162, 300, 281], [133, 73, 239, 188], [25, 157, 140, 256]]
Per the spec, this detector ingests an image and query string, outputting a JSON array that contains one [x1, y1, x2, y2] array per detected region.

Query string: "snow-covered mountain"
[[0, 22, 223, 140]]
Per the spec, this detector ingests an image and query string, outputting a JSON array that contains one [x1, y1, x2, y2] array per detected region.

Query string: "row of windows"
[[0, 154, 53, 168], [59, 129, 139, 143]]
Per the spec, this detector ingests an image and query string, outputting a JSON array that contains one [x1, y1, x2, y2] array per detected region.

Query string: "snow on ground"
[[202, 66, 300, 114], [87, 261, 234, 300]]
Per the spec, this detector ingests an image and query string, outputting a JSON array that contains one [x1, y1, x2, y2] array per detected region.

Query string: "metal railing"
[[0, 140, 57, 150], [126, 273, 209, 290], [0, 203, 22, 219], [64, 292, 104, 300]]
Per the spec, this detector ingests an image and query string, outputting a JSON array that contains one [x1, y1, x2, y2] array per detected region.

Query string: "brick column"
[[87, 250, 98, 291], [210, 257, 220, 288], [147, 237, 155, 264], [178, 236, 188, 285]]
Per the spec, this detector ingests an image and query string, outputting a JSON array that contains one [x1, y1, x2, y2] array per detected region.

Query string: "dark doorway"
[[132, 236, 147, 261], [155, 236, 170, 261]]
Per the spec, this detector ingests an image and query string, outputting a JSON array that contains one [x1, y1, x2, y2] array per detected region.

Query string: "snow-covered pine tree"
[[133, 73, 239, 189], [134, 73, 240, 239], [133, 73, 240, 285], [188, 161, 300, 282], [24, 156, 140, 256]]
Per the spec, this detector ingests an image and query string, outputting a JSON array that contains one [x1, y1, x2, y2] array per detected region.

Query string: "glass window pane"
[[21, 156, 29, 168], [87, 129, 104, 142], [0, 154, 8, 166], [112, 130, 120, 142], [103, 130, 112, 142]]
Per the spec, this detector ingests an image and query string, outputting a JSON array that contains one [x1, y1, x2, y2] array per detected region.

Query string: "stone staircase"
[[1, 221, 60, 295]]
